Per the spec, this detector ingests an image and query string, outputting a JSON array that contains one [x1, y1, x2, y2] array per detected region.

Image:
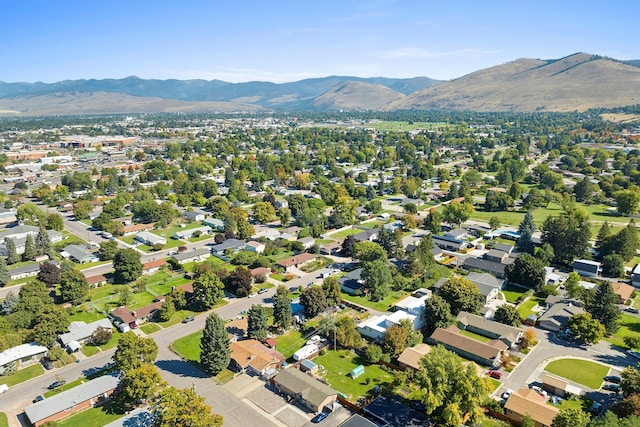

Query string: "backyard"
[[605, 313, 640, 348], [314, 350, 394, 401], [544, 359, 609, 389]]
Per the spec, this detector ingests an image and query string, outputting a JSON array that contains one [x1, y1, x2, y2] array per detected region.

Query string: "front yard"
[[0, 364, 44, 386], [313, 350, 394, 401], [56, 400, 125, 427], [172, 330, 203, 362], [544, 359, 609, 389]]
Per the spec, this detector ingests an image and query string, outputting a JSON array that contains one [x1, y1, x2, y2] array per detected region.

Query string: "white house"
[[392, 288, 432, 329], [245, 241, 265, 253], [203, 217, 225, 231], [135, 231, 167, 246], [184, 211, 205, 222], [572, 259, 601, 278], [356, 311, 418, 341], [173, 226, 212, 240], [0, 343, 48, 375]]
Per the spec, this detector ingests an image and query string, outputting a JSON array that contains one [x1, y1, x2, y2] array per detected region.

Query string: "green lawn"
[[502, 284, 527, 304], [68, 308, 106, 323], [517, 296, 545, 318], [605, 313, 640, 348], [172, 330, 203, 362], [141, 323, 162, 334], [329, 228, 361, 241], [0, 412, 8, 427], [459, 329, 492, 343], [144, 272, 191, 296], [544, 359, 609, 389], [57, 400, 125, 427], [314, 350, 394, 401], [82, 344, 100, 357], [44, 378, 86, 397], [487, 378, 501, 393], [274, 330, 306, 360], [156, 222, 203, 239], [342, 291, 404, 312], [0, 364, 44, 386], [98, 331, 123, 350]]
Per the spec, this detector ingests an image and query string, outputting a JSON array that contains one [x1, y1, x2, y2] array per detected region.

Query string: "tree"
[[37, 261, 60, 286], [484, 191, 513, 212], [520, 328, 537, 350], [73, 200, 93, 220], [599, 220, 639, 262], [516, 211, 536, 254], [300, 286, 328, 318], [489, 216, 501, 231], [424, 209, 442, 233], [442, 201, 474, 226], [32, 304, 70, 348], [156, 296, 175, 322], [247, 304, 268, 341], [252, 201, 276, 224], [236, 216, 254, 240], [595, 221, 612, 252], [322, 276, 342, 307], [278, 207, 291, 226], [226, 266, 253, 297], [118, 286, 131, 306], [521, 415, 535, 427], [382, 323, 408, 358], [586, 282, 621, 335], [36, 225, 51, 257], [0, 291, 18, 314], [361, 259, 391, 301], [376, 227, 404, 260], [200, 313, 230, 375], [91, 327, 112, 345], [588, 412, 640, 427], [273, 286, 292, 330], [335, 316, 362, 349], [363, 343, 388, 364], [5, 238, 18, 265], [573, 177, 598, 204], [59, 269, 89, 303], [0, 257, 8, 286], [625, 335, 640, 349], [542, 209, 591, 265], [341, 235, 356, 256], [21, 234, 36, 262], [47, 213, 64, 231], [318, 314, 338, 350], [563, 272, 583, 299], [567, 313, 605, 344], [415, 345, 489, 425], [552, 408, 590, 427], [611, 393, 640, 418], [352, 241, 387, 263], [193, 270, 225, 309], [152, 386, 223, 427], [112, 332, 158, 371], [505, 254, 546, 291], [120, 362, 166, 409], [494, 304, 522, 326], [614, 188, 640, 215], [98, 240, 118, 261], [113, 249, 142, 284], [602, 254, 625, 277], [439, 277, 484, 316], [423, 294, 454, 332], [621, 363, 640, 396]]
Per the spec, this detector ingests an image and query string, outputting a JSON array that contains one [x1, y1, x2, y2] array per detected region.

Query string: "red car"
[[488, 370, 502, 379]]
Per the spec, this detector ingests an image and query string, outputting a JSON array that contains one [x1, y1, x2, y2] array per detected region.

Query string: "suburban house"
[[297, 236, 316, 250], [357, 310, 418, 341], [544, 267, 563, 285], [252, 227, 281, 241], [541, 373, 581, 398], [611, 281, 635, 304], [0, 225, 63, 256], [142, 259, 166, 275], [172, 225, 212, 240], [276, 253, 317, 273], [184, 211, 205, 222], [383, 220, 403, 232], [391, 288, 432, 329], [9, 263, 41, 281], [484, 249, 509, 263], [428, 327, 505, 367], [245, 240, 265, 253], [338, 268, 364, 295], [86, 274, 109, 287], [272, 368, 338, 413], [171, 248, 210, 265], [203, 217, 225, 231], [432, 235, 466, 251], [494, 242, 514, 254], [466, 272, 504, 304], [0, 208, 17, 225], [320, 241, 341, 255], [632, 263, 640, 288], [229, 339, 285, 377], [225, 317, 248, 342], [456, 311, 522, 348], [537, 301, 584, 332], [58, 319, 113, 349], [504, 388, 559, 427], [0, 342, 48, 375], [572, 259, 601, 278], [445, 228, 467, 240], [397, 343, 431, 371], [210, 238, 245, 256], [24, 373, 120, 427], [462, 257, 507, 279], [135, 231, 167, 247], [60, 244, 99, 264], [122, 223, 155, 236], [353, 228, 378, 243], [109, 301, 163, 327]]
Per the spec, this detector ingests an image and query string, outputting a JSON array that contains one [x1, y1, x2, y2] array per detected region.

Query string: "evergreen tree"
[[516, 211, 536, 254], [247, 304, 268, 341], [599, 220, 639, 262], [586, 282, 621, 335], [5, 239, 18, 265], [594, 221, 612, 252], [0, 257, 9, 286], [541, 209, 591, 265], [35, 225, 51, 257], [22, 235, 37, 261], [272, 285, 292, 330], [200, 313, 230, 375]]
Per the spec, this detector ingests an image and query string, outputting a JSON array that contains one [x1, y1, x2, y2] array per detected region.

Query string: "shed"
[[300, 359, 318, 374], [350, 365, 364, 379], [66, 340, 81, 353]]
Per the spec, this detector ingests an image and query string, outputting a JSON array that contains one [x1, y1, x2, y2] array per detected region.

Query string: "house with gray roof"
[[172, 226, 212, 240], [171, 248, 210, 264], [432, 235, 466, 251], [272, 368, 337, 413], [0, 225, 62, 256], [339, 268, 363, 295], [210, 238, 245, 256], [537, 302, 584, 332], [58, 319, 113, 347], [462, 257, 507, 278], [456, 311, 522, 348], [61, 244, 99, 264], [0, 342, 48, 375], [429, 327, 505, 367], [466, 272, 504, 304], [203, 217, 225, 231], [24, 373, 120, 426], [9, 263, 41, 280], [135, 231, 166, 246]]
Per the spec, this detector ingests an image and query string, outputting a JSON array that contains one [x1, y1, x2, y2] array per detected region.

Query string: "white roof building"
[[0, 343, 48, 372]]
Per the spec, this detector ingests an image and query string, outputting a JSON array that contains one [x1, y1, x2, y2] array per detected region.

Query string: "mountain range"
[[1, 53, 639, 116]]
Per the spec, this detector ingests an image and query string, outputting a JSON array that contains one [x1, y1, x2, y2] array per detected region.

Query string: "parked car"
[[258, 288, 268, 294], [531, 385, 547, 397], [604, 375, 622, 384], [41, 357, 54, 370], [628, 350, 640, 360], [501, 389, 514, 399], [47, 380, 66, 390], [409, 400, 426, 411], [488, 370, 502, 379], [33, 395, 44, 403], [590, 402, 604, 415], [603, 384, 621, 392], [625, 307, 639, 314], [311, 413, 328, 423], [182, 315, 195, 323], [0, 384, 8, 394]]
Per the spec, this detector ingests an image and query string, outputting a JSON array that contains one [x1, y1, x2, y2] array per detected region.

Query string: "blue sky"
[[2, 0, 638, 83]]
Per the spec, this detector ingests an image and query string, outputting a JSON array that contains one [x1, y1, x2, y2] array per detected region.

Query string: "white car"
[[0, 384, 8, 393], [501, 389, 514, 399]]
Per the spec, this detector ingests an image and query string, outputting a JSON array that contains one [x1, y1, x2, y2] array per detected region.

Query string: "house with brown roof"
[[612, 281, 635, 304], [276, 253, 317, 272], [86, 274, 109, 288], [272, 368, 338, 413], [250, 267, 271, 280], [122, 223, 155, 236], [504, 388, 559, 427], [229, 339, 285, 376], [109, 301, 163, 327], [225, 317, 248, 342], [428, 327, 505, 367], [397, 343, 431, 371], [142, 259, 166, 275]]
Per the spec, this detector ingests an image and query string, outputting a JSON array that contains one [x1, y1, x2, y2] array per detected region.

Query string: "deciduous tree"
[[300, 286, 328, 318], [152, 386, 223, 427], [505, 253, 546, 291], [439, 277, 484, 316], [494, 304, 522, 326], [98, 240, 118, 261], [423, 294, 454, 332], [59, 268, 89, 303], [120, 362, 166, 409], [193, 270, 225, 309], [113, 248, 143, 284], [112, 332, 158, 371], [322, 276, 342, 307], [567, 313, 605, 344], [226, 266, 253, 297]]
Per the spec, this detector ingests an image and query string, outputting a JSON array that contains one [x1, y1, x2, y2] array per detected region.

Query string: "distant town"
[[1, 110, 640, 427]]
